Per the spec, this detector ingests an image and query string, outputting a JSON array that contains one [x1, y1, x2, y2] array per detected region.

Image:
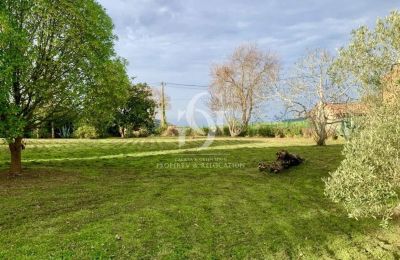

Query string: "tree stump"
[[258, 150, 304, 173]]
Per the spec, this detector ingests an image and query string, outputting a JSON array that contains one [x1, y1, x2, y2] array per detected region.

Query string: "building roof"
[[324, 103, 366, 117]]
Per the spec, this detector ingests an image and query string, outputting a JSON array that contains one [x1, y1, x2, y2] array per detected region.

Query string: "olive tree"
[[209, 44, 280, 136], [324, 101, 400, 225], [325, 11, 400, 224], [0, 0, 129, 175]]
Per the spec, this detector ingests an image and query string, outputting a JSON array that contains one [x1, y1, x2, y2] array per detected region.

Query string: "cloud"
[[97, 0, 398, 124]]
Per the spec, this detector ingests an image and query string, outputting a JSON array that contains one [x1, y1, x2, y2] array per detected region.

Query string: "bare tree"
[[209, 44, 280, 136], [279, 49, 353, 145]]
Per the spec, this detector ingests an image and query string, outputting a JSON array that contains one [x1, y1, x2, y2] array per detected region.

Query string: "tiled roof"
[[324, 103, 366, 117]]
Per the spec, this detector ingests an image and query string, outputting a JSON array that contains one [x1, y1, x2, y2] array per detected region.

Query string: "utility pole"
[[160, 82, 167, 128]]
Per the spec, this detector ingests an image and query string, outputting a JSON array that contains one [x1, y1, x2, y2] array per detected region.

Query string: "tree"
[[209, 44, 279, 136], [325, 98, 400, 225], [325, 11, 400, 223], [332, 10, 400, 100], [115, 83, 156, 138], [279, 49, 352, 145], [81, 59, 131, 136], [0, 0, 129, 175]]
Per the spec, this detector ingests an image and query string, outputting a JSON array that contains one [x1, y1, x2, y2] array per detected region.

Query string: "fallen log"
[[258, 150, 304, 173]]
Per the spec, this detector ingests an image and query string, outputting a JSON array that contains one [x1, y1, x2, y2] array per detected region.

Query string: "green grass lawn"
[[0, 138, 399, 259]]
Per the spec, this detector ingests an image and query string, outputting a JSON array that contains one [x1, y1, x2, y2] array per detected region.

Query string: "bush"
[[223, 126, 230, 136], [274, 126, 285, 138], [247, 125, 258, 137], [162, 126, 179, 137], [59, 125, 73, 138], [301, 128, 313, 138], [246, 121, 308, 138], [74, 125, 99, 139], [324, 104, 400, 225], [257, 125, 275, 137], [210, 126, 224, 136], [201, 127, 210, 136], [132, 128, 150, 137], [184, 127, 194, 136]]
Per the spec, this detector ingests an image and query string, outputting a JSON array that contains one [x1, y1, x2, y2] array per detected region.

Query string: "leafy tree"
[[81, 59, 130, 136], [115, 83, 156, 138], [0, 0, 129, 175], [324, 101, 400, 225], [332, 10, 400, 99], [326, 11, 400, 224]]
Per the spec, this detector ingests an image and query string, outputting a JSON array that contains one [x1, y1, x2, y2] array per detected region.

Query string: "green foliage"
[[247, 121, 308, 138], [162, 126, 179, 137], [83, 59, 131, 135], [325, 10, 400, 225], [136, 128, 150, 138], [59, 125, 73, 139], [174, 122, 308, 138], [114, 83, 156, 135], [184, 127, 194, 136], [333, 10, 400, 94], [339, 117, 359, 141], [74, 125, 99, 139], [0, 0, 127, 142], [223, 126, 230, 136], [325, 104, 400, 224]]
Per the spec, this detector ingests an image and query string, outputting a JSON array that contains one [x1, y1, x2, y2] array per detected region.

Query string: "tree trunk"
[[51, 122, 55, 139], [8, 137, 23, 176], [119, 126, 125, 138]]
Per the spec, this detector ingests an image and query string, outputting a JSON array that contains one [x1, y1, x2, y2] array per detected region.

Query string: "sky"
[[97, 0, 398, 126]]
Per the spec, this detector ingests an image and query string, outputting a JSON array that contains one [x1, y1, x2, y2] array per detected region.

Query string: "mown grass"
[[0, 137, 399, 259]]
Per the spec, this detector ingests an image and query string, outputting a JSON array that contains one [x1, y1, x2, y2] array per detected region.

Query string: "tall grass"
[[247, 121, 310, 138], [180, 120, 310, 138]]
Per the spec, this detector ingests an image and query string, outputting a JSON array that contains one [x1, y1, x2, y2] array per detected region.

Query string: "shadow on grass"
[[0, 144, 398, 258]]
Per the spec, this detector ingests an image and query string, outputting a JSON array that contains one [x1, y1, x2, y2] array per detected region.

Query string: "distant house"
[[308, 102, 366, 139], [324, 103, 367, 123]]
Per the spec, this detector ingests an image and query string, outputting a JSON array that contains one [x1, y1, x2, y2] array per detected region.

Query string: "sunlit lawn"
[[0, 137, 399, 259]]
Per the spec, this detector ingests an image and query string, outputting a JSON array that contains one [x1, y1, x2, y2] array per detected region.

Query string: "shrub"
[[132, 128, 150, 137], [246, 125, 258, 137], [201, 127, 210, 136], [74, 125, 99, 139], [223, 126, 230, 136], [59, 125, 72, 138], [213, 126, 224, 136], [274, 126, 285, 138], [162, 126, 179, 137], [324, 104, 400, 225], [301, 128, 313, 138], [153, 126, 166, 136], [184, 127, 194, 136], [257, 125, 275, 137]]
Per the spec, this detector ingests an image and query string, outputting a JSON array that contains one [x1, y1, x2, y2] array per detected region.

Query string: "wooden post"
[[161, 82, 167, 128]]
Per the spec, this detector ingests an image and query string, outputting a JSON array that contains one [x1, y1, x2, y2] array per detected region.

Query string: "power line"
[[149, 76, 304, 90], [149, 82, 209, 89], [166, 85, 208, 90], [164, 82, 208, 88]]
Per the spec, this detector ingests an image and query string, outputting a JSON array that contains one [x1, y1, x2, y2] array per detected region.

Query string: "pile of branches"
[[258, 150, 304, 173]]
